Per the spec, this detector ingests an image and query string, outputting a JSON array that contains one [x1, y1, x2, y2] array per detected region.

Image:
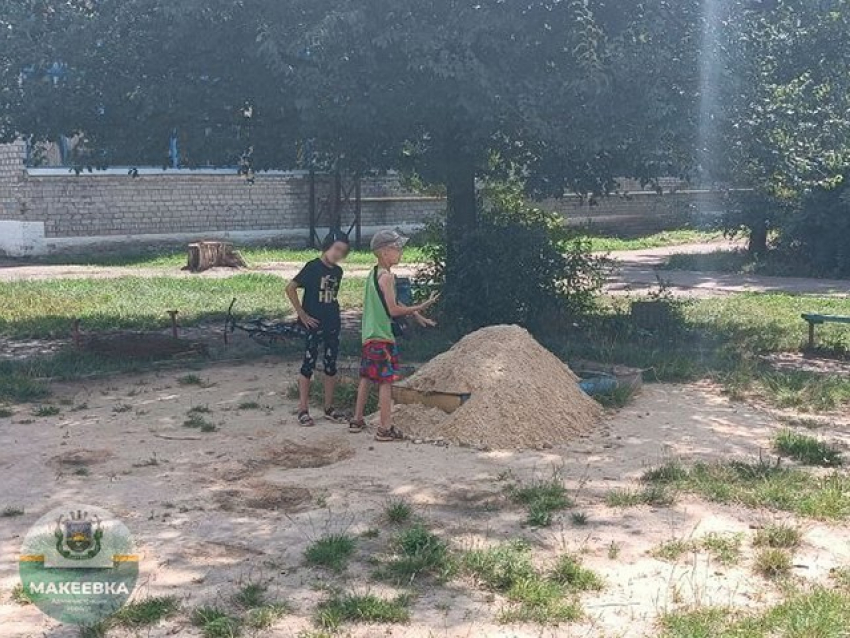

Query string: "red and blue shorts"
[[360, 340, 400, 384]]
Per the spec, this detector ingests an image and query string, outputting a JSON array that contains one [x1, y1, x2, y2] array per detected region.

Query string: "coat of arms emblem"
[[54, 510, 103, 560]]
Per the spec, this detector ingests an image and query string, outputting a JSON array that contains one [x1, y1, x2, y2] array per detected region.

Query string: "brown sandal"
[[297, 410, 315, 427], [375, 426, 404, 442], [348, 418, 366, 434]]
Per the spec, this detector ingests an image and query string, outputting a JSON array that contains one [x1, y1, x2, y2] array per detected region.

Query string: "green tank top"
[[362, 267, 396, 344]]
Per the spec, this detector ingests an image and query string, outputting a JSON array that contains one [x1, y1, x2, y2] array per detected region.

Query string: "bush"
[[416, 182, 608, 331]]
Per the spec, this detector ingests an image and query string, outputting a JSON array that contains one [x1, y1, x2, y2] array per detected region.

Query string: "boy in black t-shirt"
[[285, 231, 350, 426]]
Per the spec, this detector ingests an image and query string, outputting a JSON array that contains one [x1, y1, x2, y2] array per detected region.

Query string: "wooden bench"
[[801, 313, 850, 349]]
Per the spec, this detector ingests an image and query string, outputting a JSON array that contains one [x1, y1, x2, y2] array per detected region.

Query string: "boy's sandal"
[[375, 426, 405, 442], [325, 407, 349, 423], [348, 419, 367, 434], [297, 410, 315, 427]]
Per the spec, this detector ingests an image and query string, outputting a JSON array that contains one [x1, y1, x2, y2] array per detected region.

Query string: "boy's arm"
[[285, 279, 319, 329], [378, 272, 438, 318]]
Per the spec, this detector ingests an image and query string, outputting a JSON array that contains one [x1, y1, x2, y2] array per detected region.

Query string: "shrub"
[[416, 182, 608, 331]]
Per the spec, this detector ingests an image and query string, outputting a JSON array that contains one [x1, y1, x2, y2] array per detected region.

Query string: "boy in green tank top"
[[349, 229, 438, 441]]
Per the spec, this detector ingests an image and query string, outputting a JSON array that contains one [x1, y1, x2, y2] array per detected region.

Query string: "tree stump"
[[184, 241, 247, 272]]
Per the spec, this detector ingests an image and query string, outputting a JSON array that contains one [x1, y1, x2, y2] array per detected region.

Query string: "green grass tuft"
[[232, 582, 267, 609], [549, 555, 604, 592], [110, 595, 180, 628], [754, 523, 802, 549], [305, 534, 356, 572], [643, 459, 850, 520], [754, 548, 793, 579], [244, 603, 290, 629], [378, 524, 455, 583], [236, 401, 261, 410], [384, 499, 413, 525], [605, 485, 676, 508], [32, 404, 60, 417], [774, 430, 843, 467], [314, 593, 410, 630], [183, 413, 217, 432], [509, 478, 573, 527], [191, 606, 241, 638]]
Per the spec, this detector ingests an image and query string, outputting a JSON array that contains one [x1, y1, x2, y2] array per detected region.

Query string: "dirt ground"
[[2, 360, 850, 637]]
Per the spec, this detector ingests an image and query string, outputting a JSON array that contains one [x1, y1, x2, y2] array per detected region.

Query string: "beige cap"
[[370, 229, 409, 251]]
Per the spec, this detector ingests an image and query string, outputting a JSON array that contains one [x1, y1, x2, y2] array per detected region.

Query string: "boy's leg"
[[297, 332, 320, 423], [378, 381, 392, 430], [353, 377, 371, 423], [322, 330, 340, 413]]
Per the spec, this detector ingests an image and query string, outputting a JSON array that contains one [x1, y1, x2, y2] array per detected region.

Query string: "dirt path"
[[1, 362, 849, 637], [4, 241, 847, 297], [606, 241, 850, 298]]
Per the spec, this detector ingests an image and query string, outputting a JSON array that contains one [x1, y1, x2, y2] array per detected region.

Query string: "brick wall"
[[0, 141, 725, 256]]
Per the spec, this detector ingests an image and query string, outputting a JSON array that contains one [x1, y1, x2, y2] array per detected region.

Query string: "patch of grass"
[[498, 578, 582, 625], [236, 401, 261, 410], [244, 603, 290, 630], [831, 566, 850, 589], [314, 593, 410, 630], [0, 274, 364, 340], [110, 595, 180, 628], [754, 548, 793, 579], [774, 430, 843, 467], [112, 403, 132, 413], [178, 374, 204, 386], [385, 499, 413, 525], [754, 523, 802, 549], [191, 607, 241, 638], [570, 512, 589, 526], [0, 368, 50, 403], [188, 405, 213, 414], [74, 467, 90, 476], [378, 524, 455, 584], [183, 414, 217, 432], [1, 506, 25, 517], [32, 404, 60, 417], [643, 459, 850, 520], [461, 541, 536, 592], [0, 406, 13, 418], [461, 542, 585, 625], [605, 485, 676, 508], [653, 534, 741, 566], [661, 588, 850, 638], [508, 478, 573, 527], [305, 534, 356, 572], [653, 539, 694, 562], [607, 541, 621, 560], [11, 583, 31, 605], [232, 582, 268, 609], [701, 533, 743, 566], [587, 229, 722, 253], [549, 555, 604, 592]]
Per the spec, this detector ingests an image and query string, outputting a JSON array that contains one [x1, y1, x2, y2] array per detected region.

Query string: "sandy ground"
[[3, 241, 848, 297], [2, 360, 850, 637]]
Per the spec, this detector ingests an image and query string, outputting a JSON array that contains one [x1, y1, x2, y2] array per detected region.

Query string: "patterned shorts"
[[359, 340, 400, 384]]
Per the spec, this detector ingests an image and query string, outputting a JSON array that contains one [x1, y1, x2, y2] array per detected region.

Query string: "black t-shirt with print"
[[293, 258, 343, 332]]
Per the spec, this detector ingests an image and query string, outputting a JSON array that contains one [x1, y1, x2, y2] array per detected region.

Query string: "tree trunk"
[[748, 220, 768, 258], [185, 241, 246, 272], [444, 158, 477, 285]]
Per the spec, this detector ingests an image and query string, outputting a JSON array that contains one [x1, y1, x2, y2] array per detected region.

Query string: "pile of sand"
[[395, 325, 601, 450]]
